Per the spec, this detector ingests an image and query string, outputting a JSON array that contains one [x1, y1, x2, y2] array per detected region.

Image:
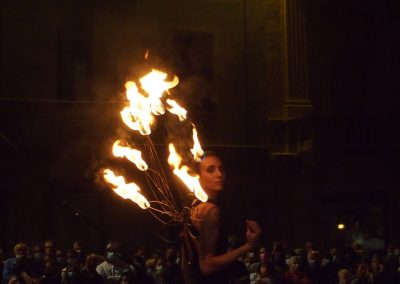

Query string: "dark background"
[[1, 0, 398, 256]]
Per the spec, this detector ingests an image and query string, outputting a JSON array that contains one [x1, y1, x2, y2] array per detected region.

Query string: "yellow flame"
[[166, 99, 187, 121], [191, 124, 204, 162], [122, 81, 154, 135], [167, 143, 207, 202], [121, 70, 179, 135], [103, 169, 150, 209], [167, 143, 182, 169], [112, 140, 148, 171], [140, 69, 179, 100]]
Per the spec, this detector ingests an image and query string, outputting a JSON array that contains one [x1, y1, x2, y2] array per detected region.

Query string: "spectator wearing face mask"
[[61, 250, 80, 282], [62, 263, 81, 284], [3, 242, 34, 284], [96, 242, 132, 284]]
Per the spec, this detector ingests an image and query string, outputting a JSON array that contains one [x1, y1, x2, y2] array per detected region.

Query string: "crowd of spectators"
[[1, 238, 400, 284]]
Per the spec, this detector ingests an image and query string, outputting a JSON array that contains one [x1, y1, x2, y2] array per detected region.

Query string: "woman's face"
[[199, 155, 225, 192]]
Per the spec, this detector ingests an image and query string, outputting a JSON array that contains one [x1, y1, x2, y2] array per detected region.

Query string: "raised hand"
[[245, 220, 262, 248]]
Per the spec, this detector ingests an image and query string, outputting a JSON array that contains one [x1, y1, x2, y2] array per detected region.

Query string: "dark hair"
[[194, 150, 222, 174]]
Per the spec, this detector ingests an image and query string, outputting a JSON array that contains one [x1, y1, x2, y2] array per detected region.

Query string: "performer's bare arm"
[[196, 203, 261, 275]]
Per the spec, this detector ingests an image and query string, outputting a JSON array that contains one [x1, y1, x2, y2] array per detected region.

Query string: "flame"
[[122, 82, 154, 135], [103, 169, 150, 209], [112, 140, 148, 171], [140, 69, 179, 100], [167, 143, 182, 169], [167, 143, 208, 202], [191, 124, 204, 162], [166, 99, 187, 121], [121, 70, 179, 135]]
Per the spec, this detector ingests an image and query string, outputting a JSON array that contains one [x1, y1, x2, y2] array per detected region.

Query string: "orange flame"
[[121, 70, 179, 135], [103, 169, 150, 209], [122, 81, 154, 135], [167, 143, 208, 202], [140, 69, 179, 100], [112, 140, 148, 171], [191, 124, 204, 162], [166, 99, 187, 121]]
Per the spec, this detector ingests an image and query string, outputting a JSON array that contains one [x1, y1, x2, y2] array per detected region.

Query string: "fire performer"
[[181, 152, 262, 284]]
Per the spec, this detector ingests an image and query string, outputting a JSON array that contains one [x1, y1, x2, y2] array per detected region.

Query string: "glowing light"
[[337, 223, 345, 230], [112, 140, 148, 171], [166, 99, 187, 121], [167, 143, 208, 202], [103, 169, 150, 209], [190, 124, 204, 162]]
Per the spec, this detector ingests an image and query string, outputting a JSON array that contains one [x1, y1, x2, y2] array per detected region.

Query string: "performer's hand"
[[245, 220, 262, 248]]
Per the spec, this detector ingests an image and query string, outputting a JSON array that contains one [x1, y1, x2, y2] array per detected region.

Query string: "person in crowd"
[[43, 241, 55, 262], [249, 246, 270, 274], [282, 256, 311, 284], [369, 254, 385, 284], [162, 246, 183, 284], [54, 248, 66, 273], [271, 247, 286, 274], [337, 268, 352, 284], [3, 243, 34, 284], [37, 260, 61, 284], [96, 242, 132, 284], [383, 243, 399, 282], [145, 257, 157, 279], [72, 241, 86, 266], [305, 242, 315, 254], [61, 263, 80, 284], [181, 151, 262, 284], [319, 252, 337, 284], [304, 250, 323, 283], [153, 258, 164, 284], [243, 254, 254, 271], [119, 271, 136, 284], [77, 253, 104, 284], [254, 262, 277, 284], [31, 244, 45, 281], [350, 263, 369, 284], [61, 251, 80, 282]]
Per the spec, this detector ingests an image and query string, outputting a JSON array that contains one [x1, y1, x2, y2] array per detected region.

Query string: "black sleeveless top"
[[181, 200, 230, 284]]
